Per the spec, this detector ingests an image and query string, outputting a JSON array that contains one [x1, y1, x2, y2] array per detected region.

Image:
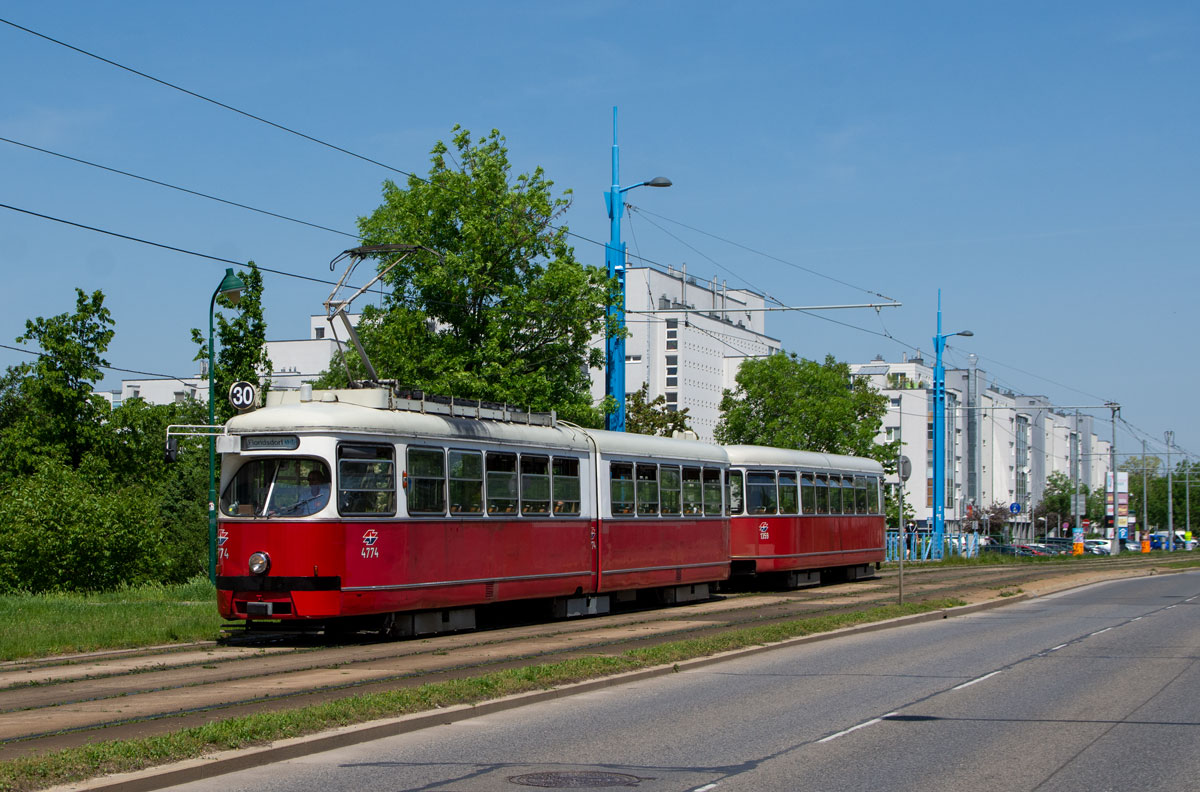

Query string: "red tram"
[[725, 446, 885, 588], [213, 388, 884, 635]]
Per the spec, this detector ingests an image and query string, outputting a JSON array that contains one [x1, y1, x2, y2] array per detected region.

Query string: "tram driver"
[[278, 467, 331, 516]]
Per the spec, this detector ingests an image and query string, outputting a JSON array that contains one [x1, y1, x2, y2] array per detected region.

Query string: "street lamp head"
[[644, 176, 672, 188], [217, 268, 246, 307], [956, 330, 974, 337]]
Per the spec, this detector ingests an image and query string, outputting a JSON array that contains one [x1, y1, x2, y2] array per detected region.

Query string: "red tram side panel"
[[339, 516, 596, 613], [599, 517, 729, 592]]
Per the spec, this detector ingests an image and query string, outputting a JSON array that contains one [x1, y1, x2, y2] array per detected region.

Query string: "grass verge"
[[0, 597, 962, 792], [888, 550, 1182, 569], [0, 578, 221, 661]]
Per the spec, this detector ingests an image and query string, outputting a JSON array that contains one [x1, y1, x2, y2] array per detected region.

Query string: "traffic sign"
[[228, 380, 258, 411], [1010, 502, 1021, 515]]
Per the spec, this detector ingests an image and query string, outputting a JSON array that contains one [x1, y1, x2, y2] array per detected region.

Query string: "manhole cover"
[[508, 771, 645, 788]]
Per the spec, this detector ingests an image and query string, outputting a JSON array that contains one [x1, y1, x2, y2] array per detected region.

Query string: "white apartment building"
[[854, 355, 1111, 537], [589, 264, 781, 441], [104, 315, 355, 408]]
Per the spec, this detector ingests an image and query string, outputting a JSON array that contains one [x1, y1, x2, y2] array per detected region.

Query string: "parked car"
[[1149, 532, 1192, 551], [1083, 540, 1111, 555]]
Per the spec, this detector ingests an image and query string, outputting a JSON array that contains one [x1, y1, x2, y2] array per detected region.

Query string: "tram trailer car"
[[725, 446, 885, 588], [215, 388, 730, 636]]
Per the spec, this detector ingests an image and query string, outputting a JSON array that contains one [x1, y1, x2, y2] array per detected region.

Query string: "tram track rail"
[[0, 556, 1179, 762]]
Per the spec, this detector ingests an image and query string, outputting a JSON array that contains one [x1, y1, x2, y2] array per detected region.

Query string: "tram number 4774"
[[361, 529, 380, 559]]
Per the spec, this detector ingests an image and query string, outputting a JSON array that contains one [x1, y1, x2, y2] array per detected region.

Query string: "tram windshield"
[[220, 458, 331, 517]]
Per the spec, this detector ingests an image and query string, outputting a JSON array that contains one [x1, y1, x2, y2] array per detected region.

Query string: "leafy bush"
[[0, 461, 186, 593]]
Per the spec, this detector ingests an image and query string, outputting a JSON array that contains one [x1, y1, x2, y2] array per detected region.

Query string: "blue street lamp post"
[[208, 268, 246, 582], [604, 106, 671, 432], [932, 289, 972, 558]]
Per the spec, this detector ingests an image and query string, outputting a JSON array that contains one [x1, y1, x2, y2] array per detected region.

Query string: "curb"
[[43, 594, 1027, 792]]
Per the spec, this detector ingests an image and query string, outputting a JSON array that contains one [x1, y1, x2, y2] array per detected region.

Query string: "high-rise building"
[[588, 264, 781, 441]]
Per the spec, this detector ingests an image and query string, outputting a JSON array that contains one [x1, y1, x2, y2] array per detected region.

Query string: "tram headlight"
[[248, 552, 271, 576]]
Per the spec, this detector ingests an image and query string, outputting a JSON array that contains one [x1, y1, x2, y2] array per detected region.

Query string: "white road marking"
[[1049, 643, 1068, 652], [1165, 605, 1177, 610], [692, 785, 718, 792], [1091, 627, 1112, 635], [818, 712, 897, 743], [1131, 616, 1143, 621], [953, 671, 1001, 690]]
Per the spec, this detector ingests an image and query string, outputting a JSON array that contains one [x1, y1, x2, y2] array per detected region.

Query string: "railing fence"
[[886, 531, 980, 562]]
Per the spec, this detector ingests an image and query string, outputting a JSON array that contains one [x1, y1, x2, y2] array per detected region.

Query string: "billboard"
[[1106, 471, 1129, 532]]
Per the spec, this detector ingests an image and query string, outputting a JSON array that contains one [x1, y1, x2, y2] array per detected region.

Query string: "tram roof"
[[228, 390, 880, 471], [225, 388, 728, 463], [723, 444, 884, 475]]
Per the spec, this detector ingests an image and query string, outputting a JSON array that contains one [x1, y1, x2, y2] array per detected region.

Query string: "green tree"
[[0, 289, 113, 478], [1086, 486, 1107, 531], [884, 485, 915, 530], [191, 262, 270, 424], [331, 126, 608, 426], [1121, 455, 1159, 532], [625, 383, 692, 437], [1033, 471, 1081, 535], [102, 397, 211, 578], [0, 291, 217, 590], [714, 352, 896, 468], [981, 501, 1015, 541]]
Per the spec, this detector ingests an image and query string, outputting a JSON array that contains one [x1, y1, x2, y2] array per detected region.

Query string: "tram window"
[[681, 467, 703, 514], [867, 476, 880, 514], [661, 466, 682, 516], [703, 468, 723, 515], [815, 474, 830, 515], [552, 457, 581, 515], [486, 452, 518, 515], [835, 477, 854, 513], [521, 455, 551, 515], [801, 473, 815, 515], [636, 464, 659, 516], [611, 462, 635, 515], [222, 457, 332, 518], [338, 445, 395, 516], [747, 471, 778, 514], [855, 476, 869, 514], [448, 450, 483, 514], [727, 470, 743, 515], [407, 447, 446, 515], [779, 472, 799, 515]]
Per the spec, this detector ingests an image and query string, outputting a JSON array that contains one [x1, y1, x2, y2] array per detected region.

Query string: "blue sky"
[[1, 1, 1196, 460]]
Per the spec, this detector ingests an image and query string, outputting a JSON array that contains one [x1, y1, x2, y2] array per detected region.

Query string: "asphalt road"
[[162, 570, 1200, 792]]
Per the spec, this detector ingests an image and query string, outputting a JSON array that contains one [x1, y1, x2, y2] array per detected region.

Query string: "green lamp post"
[[208, 267, 246, 582]]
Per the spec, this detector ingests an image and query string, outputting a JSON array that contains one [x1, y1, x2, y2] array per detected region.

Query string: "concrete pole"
[[1166, 430, 1174, 552]]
